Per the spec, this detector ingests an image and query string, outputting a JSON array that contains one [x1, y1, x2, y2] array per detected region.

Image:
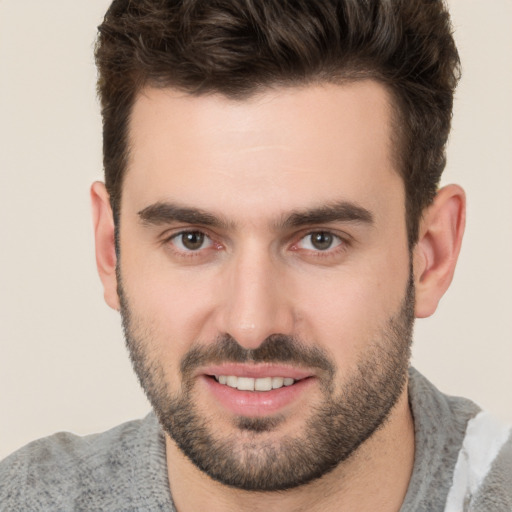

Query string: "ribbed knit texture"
[[0, 413, 175, 510]]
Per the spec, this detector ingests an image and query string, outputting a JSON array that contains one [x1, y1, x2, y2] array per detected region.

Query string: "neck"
[[165, 388, 415, 512]]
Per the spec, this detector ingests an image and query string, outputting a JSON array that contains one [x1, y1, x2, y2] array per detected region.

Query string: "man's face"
[[117, 81, 414, 490]]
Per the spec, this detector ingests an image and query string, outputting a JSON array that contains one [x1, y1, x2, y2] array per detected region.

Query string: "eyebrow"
[[137, 200, 374, 230], [281, 201, 374, 228], [138, 202, 232, 228]]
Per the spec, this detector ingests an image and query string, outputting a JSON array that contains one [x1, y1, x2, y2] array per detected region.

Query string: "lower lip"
[[200, 375, 315, 417]]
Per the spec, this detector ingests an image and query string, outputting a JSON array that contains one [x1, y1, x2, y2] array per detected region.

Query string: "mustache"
[[180, 334, 335, 378]]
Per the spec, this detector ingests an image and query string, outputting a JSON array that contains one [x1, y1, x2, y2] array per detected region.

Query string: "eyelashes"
[[294, 232, 343, 252], [170, 231, 213, 252]]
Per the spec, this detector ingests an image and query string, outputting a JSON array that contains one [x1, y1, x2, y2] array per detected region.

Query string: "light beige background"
[[1, 1, 511, 459]]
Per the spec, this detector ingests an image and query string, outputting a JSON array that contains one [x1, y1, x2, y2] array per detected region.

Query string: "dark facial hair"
[[118, 271, 414, 491]]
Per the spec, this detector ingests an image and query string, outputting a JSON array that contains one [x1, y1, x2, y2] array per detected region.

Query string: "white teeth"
[[254, 377, 272, 391], [215, 375, 297, 391], [271, 377, 284, 388], [237, 377, 255, 391], [226, 376, 238, 388]]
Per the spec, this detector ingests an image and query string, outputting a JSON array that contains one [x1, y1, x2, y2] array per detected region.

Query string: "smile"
[[214, 375, 296, 391], [202, 370, 315, 416]]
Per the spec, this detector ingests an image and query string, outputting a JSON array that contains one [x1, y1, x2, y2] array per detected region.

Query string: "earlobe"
[[90, 181, 120, 311], [413, 184, 466, 318]]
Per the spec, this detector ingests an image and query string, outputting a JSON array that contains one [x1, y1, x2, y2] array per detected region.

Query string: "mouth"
[[212, 375, 298, 391], [199, 365, 316, 417]]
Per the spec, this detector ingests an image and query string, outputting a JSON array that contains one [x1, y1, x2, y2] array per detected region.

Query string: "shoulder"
[[404, 369, 512, 511], [447, 412, 512, 512], [473, 427, 512, 510], [0, 414, 170, 511]]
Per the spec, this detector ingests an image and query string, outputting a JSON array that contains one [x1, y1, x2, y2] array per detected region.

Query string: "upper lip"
[[198, 363, 315, 380]]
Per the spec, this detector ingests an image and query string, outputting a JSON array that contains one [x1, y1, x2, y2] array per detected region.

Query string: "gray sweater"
[[1, 369, 511, 511]]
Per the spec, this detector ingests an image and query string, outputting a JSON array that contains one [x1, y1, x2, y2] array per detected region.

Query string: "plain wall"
[[1, 0, 511, 459]]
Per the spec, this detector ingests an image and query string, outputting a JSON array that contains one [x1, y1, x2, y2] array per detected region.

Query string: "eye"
[[170, 231, 213, 252], [297, 231, 343, 251]]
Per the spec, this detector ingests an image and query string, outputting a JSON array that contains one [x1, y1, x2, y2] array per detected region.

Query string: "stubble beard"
[[118, 272, 415, 491]]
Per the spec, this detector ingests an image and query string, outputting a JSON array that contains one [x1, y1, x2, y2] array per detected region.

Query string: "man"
[[1, 0, 511, 510]]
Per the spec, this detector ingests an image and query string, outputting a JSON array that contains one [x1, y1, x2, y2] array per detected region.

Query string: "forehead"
[[123, 81, 403, 220]]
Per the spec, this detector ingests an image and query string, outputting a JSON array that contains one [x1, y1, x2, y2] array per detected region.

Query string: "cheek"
[[120, 270, 219, 394], [120, 248, 221, 350], [292, 254, 410, 364], [293, 278, 377, 367]]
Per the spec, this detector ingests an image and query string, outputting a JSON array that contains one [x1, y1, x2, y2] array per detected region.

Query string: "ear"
[[413, 184, 466, 318], [91, 181, 120, 311]]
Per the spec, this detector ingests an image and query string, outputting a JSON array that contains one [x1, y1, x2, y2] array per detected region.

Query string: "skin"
[[92, 80, 465, 511]]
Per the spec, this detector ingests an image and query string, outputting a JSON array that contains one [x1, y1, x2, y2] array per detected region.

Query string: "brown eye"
[[310, 232, 333, 250], [297, 232, 342, 251], [172, 231, 211, 251]]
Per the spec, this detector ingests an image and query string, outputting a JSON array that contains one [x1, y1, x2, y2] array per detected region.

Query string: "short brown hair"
[[95, 0, 460, 245]]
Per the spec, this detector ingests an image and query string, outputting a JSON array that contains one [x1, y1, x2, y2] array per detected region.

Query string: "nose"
[[217, 244, 294, 349]]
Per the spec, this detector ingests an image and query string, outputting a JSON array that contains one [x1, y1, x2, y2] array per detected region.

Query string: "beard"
[[118, 272, 415, 492]]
